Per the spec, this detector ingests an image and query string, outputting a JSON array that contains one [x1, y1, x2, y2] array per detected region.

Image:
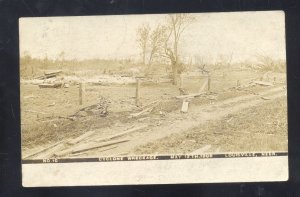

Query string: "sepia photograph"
[[20, 11, 288, 186]]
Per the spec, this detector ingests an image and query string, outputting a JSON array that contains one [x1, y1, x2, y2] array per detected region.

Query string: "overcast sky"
[[19, 11, 286, 63]]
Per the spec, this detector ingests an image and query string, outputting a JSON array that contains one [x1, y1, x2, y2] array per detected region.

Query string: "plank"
[[189, 145, 212, 154], [252, 80, 273, 86], [72, 139, 129, 154], [23, 140, 65, 159], [141, 99, 160, 109], [68, 146, 118, 157], [38, 83, 62, 88], [94, 125, 148, 142], [25, 110, 47, 115], [35, 143, 66, 159], [130, 106, 154, 117], [175, 92, 206, 99], [45, 70, 62, 75], [67, 130, 97, 145]]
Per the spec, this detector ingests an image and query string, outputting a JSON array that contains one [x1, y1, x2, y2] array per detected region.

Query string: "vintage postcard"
[[20, 11, 288, 187]]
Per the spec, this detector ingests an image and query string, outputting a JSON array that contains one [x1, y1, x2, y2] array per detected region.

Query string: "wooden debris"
[[25, 110, 47, 115], [95, 125, 148, 142], [35, 143, 66, 158], [69, 146, 118, 157], [175, 92, 206, 99], [35, 75, 46, 80], [252, 80, 273, 86], [72, 139, 129, 154], [130, 106, 154, 117], [189, 145, 212, 154], [44, 70, 62, 76], [79, 83, 84, 105], [23, 141, 65, 159], [261, 96, 271, 100], [181, 101, 189, 113], [67, 130, 97, 145], [39, 83, 62, 88], [207, 76, 211, 91], [179, 88, 189, 95], [141, 100, 160, 109], [135, 78, 140, 106], [23, 95, 37, 99]]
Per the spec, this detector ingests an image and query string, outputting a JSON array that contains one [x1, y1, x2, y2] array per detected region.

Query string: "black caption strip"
[[22, 152, 288, 164]]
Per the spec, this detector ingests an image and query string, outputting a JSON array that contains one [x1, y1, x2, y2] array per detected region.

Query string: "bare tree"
[[146, 24, 168, 71], [136, 23, 150, 65], [164, 14, 196, 85]]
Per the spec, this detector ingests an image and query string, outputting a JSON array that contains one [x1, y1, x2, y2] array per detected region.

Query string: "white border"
[[22, 156, 288, 187]]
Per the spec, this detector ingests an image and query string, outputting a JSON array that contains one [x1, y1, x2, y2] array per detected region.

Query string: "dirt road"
[[23, 85, 286, 159]]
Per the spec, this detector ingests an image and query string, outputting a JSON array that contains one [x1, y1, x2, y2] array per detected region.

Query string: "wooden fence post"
[[207, 76, 211, 91], [79, 83, 84, 105], [135, 78, 140, 106]]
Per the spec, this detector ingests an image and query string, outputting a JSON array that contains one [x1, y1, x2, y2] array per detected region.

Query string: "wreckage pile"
[[72, 97, 110, 118]]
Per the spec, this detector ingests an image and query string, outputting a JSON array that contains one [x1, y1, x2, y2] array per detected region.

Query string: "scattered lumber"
[[251, 80, 273, 86], [67, 130, 97, 145], [175, 92, 206, 99], [95, 125, 148, 142], [189, 145, 212, 154], [70, 139, 129, 154]]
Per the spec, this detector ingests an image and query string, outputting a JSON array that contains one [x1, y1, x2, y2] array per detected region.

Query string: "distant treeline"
[[20, 55, 286, 79]]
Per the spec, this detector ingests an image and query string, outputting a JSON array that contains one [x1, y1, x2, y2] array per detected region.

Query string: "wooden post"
[[135, 78, 140, 106], [79, 83, 84, 105], [207, 76, 211, 91]]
